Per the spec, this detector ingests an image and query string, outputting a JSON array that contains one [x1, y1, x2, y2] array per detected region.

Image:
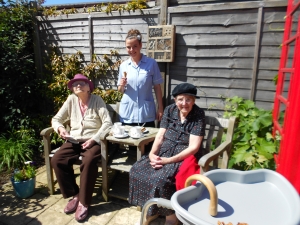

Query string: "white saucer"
[[130, 134, 144, 139], [113, 133, 129, 139]]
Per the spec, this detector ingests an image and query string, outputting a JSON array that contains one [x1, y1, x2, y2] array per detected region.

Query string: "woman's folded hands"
[[149, 153, 172, 169]]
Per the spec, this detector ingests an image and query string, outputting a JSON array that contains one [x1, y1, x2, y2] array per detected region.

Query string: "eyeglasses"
[[72, 81, 87, 87], [175, 96, 194, 104]]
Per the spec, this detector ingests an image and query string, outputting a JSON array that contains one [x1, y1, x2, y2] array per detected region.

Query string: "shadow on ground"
[[0, 166, 166, 225]]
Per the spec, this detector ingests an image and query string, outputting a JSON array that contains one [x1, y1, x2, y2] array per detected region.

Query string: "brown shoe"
[[75, 204, 88, 221], [64, 197, 79, 214]]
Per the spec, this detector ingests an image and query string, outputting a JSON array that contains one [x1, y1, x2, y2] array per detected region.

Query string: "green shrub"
[[93, 88, 122, 104], [0, 0, 51, 135], [222, 96, 280, 171], [0, 129, 38, 171]]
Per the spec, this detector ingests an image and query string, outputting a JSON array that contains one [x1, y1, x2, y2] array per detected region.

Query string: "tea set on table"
[[111, 122, 148, 139]]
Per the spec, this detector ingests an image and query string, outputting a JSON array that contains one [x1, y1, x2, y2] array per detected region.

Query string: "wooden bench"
[[200, 116, 236, 174], [41, 103, 236, 199], [99, 115, 236, 202]]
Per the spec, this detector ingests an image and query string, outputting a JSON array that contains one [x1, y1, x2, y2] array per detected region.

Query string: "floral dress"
[[128, 103, 205, 216]]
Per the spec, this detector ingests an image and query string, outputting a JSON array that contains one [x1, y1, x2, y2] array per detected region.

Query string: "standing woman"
[[51, 74, 112, 221], [118, 29, 164, 127]]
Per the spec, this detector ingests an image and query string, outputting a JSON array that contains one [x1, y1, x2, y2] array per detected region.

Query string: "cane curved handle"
[[185, 174, 218, 216]]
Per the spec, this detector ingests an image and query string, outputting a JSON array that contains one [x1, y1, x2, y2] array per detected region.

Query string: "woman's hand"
[[149, 153, 162, 169], [120, 77, 127, 86], [154, 84, 163, 121], [156, 107, 164, 121], [58, 127, 69, 139], [149, 153, 171, 169], [81, 139, 96, 149], [118, 77, 127, 93]]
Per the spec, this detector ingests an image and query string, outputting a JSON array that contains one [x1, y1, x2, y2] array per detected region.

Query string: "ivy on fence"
[[42, 0, 148, 17]]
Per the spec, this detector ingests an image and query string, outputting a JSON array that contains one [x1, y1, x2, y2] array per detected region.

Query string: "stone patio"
[[0, 165, 166, 225]]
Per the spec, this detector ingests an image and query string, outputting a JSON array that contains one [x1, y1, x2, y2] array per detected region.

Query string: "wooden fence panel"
[[36, 1, 287, 113], [167, 3, 287, 110], [37, 10, 159, 90]]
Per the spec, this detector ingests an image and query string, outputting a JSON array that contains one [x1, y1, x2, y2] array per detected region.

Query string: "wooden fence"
[[36, 0, 288, 114]]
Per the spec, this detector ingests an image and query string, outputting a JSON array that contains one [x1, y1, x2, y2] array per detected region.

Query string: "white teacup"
[[114, 122, 122, 127], [130, 126, 143, 138], [113, 123, 124, 136]]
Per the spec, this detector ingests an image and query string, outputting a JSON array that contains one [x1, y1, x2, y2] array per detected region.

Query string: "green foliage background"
[[45, 48, 123, 112], [0, 0, 52, 171], [0, 0, 51, 135], [0, 129, 38, 171]]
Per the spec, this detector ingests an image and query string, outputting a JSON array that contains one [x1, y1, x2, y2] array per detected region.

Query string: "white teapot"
[[130, 126, 143, 138]]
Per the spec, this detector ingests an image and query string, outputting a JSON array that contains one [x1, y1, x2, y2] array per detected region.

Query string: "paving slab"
[[0, 187, 61, 225], [0, 166, 173, 225], [27, 207, 73, 225]]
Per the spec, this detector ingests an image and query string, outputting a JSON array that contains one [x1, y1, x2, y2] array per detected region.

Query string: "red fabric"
[[175, 155, 200, 190]]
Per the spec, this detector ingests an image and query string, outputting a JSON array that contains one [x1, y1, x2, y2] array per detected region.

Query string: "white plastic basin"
[[171, 169, 300, 225]]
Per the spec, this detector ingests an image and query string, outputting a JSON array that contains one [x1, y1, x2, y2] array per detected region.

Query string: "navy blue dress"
[[128, 103, 205, 216]]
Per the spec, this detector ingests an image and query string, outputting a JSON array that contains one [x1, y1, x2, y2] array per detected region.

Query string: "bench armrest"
[[40, 126, 55, 156], [198, 140, 232, 173], [40, 127, 54, 137]]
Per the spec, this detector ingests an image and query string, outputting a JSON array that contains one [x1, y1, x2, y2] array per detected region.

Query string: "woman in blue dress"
[[117, 29, 164, 128]]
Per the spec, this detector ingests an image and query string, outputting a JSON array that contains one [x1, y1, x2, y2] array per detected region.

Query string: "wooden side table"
[[100, 127, 159, 201]]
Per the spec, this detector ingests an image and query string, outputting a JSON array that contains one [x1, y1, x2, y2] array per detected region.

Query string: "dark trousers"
[[51, 141, 101, 206]]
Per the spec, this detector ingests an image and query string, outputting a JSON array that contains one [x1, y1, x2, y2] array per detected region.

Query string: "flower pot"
[[11, 177, 36, 198]]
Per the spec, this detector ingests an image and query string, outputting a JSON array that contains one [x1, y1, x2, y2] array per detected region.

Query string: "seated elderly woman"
[[128, 83, 205, 225], [51, 74, 112, 221]]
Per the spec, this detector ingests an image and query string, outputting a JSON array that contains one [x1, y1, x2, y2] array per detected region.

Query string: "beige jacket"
[[52, 94, 112, 144]]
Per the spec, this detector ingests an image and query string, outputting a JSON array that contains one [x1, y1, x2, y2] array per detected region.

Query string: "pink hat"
[[68, 74, 94, 92]]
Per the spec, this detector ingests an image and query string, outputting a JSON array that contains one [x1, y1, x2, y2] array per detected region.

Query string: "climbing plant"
[[45, 47, 122, 111], [42, 0, 148, 17]]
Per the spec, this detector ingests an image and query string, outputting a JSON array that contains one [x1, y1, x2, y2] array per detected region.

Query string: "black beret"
[[172, 83, 200, 99]]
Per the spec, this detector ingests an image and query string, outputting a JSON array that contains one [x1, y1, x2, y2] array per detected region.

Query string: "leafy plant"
[[93, 88, 122, 104], [0, 129, 38, 171], [45, 47, 122, 111], [13, 161, 37, 182], [45, 48, 84, 111], [222, 96, 280, 171], [0, 0, 51, 135]]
